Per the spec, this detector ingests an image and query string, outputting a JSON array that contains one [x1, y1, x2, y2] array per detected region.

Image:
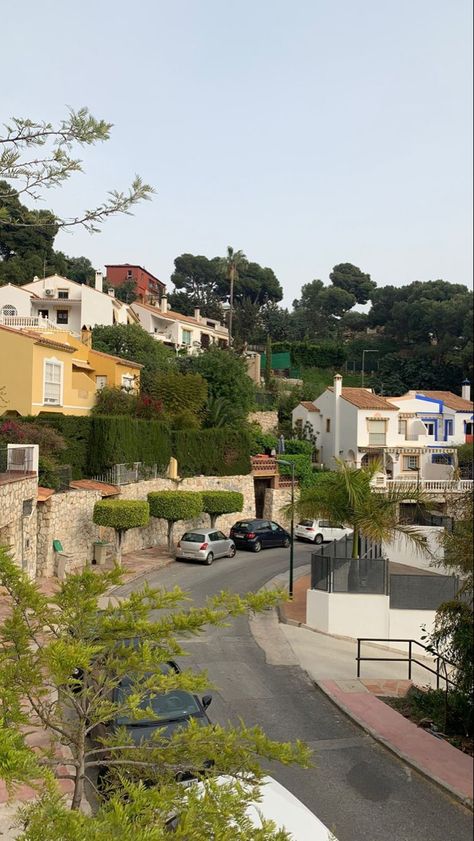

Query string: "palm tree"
[[219, 246, 247, 346], [294, 459, 429, 559]]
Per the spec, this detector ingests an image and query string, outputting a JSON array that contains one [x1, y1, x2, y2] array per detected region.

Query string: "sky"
[[3, 0, 473, 305]]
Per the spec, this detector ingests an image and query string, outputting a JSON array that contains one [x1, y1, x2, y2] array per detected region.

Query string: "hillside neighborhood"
[[0, 4, 473, 840]]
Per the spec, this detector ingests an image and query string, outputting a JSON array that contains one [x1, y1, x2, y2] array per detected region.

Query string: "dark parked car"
[[229, 519, 290, 552]]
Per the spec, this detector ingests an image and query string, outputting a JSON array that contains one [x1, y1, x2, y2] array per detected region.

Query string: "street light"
[[361, 349, 379, 389], [276, 458, 295, 598]]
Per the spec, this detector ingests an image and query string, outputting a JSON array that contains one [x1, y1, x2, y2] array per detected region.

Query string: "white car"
[[295, 519, 353, 545], [168, 775, 337, 839]]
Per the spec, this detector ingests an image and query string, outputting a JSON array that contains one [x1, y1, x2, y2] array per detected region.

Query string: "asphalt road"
[[114, 542, 472, 841]]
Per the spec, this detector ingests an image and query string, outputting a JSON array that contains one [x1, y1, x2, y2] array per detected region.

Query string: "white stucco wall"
[[81, 285, 114, 327], [382, 527, 451, 574], [388, 609, 435, 643], [0, 284, 33, 317], [306, 590, 390, 638]]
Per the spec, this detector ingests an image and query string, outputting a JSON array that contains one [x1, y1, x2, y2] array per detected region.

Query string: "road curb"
[[315, 679, 473, 811]]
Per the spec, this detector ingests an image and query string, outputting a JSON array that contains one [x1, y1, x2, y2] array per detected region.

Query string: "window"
[[368, 419, 386, 446], [432, 454, 453, 465], [57, 289, 69, 299], [43, 359, 63, 405], [424, 421, 435, 436], [1, 304, 17, 317], [38, 309, 49, 319], [121, 374, 134, 391], [181, 329, 192, 346], [206, 321, 216, 328], [127, 269, 133, 278], [96, 376, 107, 390], [56, 310, 69, 325], [398, 419, 407, 436], [445, 420, 453, 437], [326, 418, 331, 433], [403, 455, 419, 471], [200, 332, 210, 349], [466, 422, 473, 436]]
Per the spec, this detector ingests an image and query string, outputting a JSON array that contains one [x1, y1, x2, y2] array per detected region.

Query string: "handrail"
[[356, 637, 457, 689]]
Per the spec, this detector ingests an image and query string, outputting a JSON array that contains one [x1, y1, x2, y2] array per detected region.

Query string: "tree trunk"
[[70, 741, 85, 810], [115, 530, 123, 566], [210, 513, 217, 528], [351, 528, 360, 559], [167, 521, 174, 552]]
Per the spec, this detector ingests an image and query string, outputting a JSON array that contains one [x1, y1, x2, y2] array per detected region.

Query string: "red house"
[[105, 264, 166, 302]]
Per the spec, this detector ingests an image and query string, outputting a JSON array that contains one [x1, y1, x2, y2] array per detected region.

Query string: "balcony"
[[0, 315, 68, 331], [386, 478, 473, 494]]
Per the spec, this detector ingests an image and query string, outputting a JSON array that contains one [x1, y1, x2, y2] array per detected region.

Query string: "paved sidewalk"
[[275, 571, 473, 808]]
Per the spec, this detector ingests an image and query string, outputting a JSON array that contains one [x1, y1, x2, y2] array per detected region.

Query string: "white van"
[[295, 519, 353, 544]]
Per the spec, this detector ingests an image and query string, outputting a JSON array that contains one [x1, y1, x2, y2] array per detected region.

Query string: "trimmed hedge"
[[202, 491, 244, 527], [278, 453, 315, 487], [93, 500, 150, 530], [148, 491, 203, 523], [86, 416, 171, 474], [272, 341, 347, 369], [29, 415, 92, 479], [172, 428, 251, 477]]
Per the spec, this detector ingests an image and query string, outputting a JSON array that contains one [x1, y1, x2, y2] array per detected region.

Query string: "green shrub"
[[86, 417, 171, 475], [32, 415, 92, 479], [148, 491, 203, 549], [171, 409, 202, 430], [278, 453, 315, 487], [285, 439, 313, 455], [172, 428, 251, 476], [457, 442, 473, 467], [249, 428, 278, 456], [148, 371, 207, 416], [202, 491, 244, 527], [93, 500, 150, 564], [38, 456, 61, 490], [272, 341, 346, 369], [91, 386, 138, 416]]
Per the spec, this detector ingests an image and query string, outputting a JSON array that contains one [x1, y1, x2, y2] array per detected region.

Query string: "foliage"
[[181, 347, 255, 423], [374, 350, 466, 394], [457, 443, 473, 468], [202, 491, 244, 527], [148, 491, 203, 524], [386, 685, 473, 744], [437, 493, 473, 593], [272, 341, 346, 370], [0, 418, 66, 455], [170, 254, 226, 319], [264, 336, 273, 387], [171, 409, 202, 430], [0, 548, 308, 823], [0, 107, 153, 233], [277, 454, 315, 488], [91, 386, 138, 416], [172, 428, 252, 477], [135, 394, 164, 420], [284, 438, 313, 455], [426, 600, 473, 703], [249, 428, 278, 456], [329, 263, 376, 305], [294, 460, 429, 558], [114, 279, 139, 303], [93, 499, 150, 531], [147, 370, 207, 418], [86, 416, 171, 475], [52, 253, 96, 285], [92, 324, 176, 393]]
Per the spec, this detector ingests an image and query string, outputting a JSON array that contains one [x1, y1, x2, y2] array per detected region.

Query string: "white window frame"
[[367, 419, 387, 446], [43, 357, 64, 406], [57, 288, 69, 299], [1, 304, 17, 317], [96, 375, 108, 390], [181, 329, 192, 346], [121, 373, 135, 391], [398, 419, 407, 436], [403, 455, 419, 471]]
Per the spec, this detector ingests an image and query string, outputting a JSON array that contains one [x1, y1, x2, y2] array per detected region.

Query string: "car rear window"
[[233, 522, 252, 531], [181, 533, 206, 543], [299, 520, 315, 527]]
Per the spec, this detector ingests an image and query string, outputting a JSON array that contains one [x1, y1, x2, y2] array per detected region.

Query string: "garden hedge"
[[278, 453, 315, 487], [272, 341, 347, 369], [93, 499, 150, 530], [202, 491, 244, 527], [147, 491, 203, 523], [86, 416, 171, 475], [172, 428, 251, 477]]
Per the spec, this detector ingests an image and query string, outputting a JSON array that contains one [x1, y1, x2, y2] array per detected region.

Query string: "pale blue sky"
[[3, 0, 473, 304]]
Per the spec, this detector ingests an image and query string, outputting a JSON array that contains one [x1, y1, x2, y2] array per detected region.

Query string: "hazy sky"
[[3, 0, 473, 305]]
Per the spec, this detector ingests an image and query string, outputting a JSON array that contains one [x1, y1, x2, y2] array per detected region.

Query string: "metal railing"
[[0, 315, 68, 331], [356, 637, 457, 689], [311, 535, 388, 594], [386, 478, 473, 492], [92, 462, 163, 486]]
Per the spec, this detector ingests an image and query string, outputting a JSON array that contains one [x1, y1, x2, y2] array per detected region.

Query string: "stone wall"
[[36, 489, 101, 577], [263, 487, 292, 529], [247, 411, 279, 434], [0, 477, 38, 577]]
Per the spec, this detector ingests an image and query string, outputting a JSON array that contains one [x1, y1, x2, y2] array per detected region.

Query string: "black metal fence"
[[311, 535, 389, 595], [389, 574, 460, 610]]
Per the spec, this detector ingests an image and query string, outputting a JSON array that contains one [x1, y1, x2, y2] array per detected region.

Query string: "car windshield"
[[181, 533, 206, 543], [115, 683, 201, 725], [299, 520, 314, 527]]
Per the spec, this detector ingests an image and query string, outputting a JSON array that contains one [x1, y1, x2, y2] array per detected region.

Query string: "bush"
[[172, 428, 251, 476], [86, 417, 171, 475], [148, 371, 207, 417], [278, 453, 316, 487], [285, 439, 313, 455], [249, 428, 278, 456], [93, 499, 150, 530], [272, 341, 346, 369], [37, 456, 62, 490], [171, 409, 202, 430], [202, 491, 244, 527], [148, 491, 203, 549], [91, 387, 138, 416], [30, 415, 92, 479]]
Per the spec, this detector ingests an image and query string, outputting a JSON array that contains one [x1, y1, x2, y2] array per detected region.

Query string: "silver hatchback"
[[175, 529, 236, 565]]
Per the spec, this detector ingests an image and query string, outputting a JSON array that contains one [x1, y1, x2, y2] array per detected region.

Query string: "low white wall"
[[383, 526, 448, 574], [306, 590, 390, 638], [388, 608, 435, 642]]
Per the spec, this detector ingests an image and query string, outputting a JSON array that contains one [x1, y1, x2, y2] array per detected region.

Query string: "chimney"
[[333, 374, 343, 461], [95, 271, 103, 293], [161, 295, 168, 314], [108, 288, 115, 298], [194, 306, 200, 321], [462, 379, 471, 401], [81, 325, 92, 348], [33, 275, 39, 282]]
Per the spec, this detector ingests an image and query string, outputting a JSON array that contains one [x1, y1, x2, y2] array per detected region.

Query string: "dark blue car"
[[229, 519, 290, 553]]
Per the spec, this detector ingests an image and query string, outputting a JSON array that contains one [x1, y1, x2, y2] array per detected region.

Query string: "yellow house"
[[0, 325, 141, 417]]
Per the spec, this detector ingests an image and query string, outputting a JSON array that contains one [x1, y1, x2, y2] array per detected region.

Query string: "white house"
[[0, 273, 135, 335], [132, 296, 229, 354], [292, 375, 473, 481]]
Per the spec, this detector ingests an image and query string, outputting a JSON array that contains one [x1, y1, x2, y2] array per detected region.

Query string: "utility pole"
[[276, 458, 295, 598]]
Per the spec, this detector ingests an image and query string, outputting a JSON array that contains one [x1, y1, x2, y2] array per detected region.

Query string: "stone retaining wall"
[[247, 411, 279, 434], [263, 487, 292, 529], [0, 477, 38, 577], [36, 489, 101, 576]]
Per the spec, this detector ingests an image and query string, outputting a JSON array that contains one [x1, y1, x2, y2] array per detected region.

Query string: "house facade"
[[0, 325, 141, 417], [105, 264, 166, 302], [132, 297, 229, 353], [0, 273, 134, 335], [292, 375, 473, 480]]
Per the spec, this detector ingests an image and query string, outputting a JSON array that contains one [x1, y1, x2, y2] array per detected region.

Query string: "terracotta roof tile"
[[328, 387, 398, 410], [416, 391, 474, 412], [69, 480, 120, 497], [133, 301, 228, 332], [37, 487, 55, 503], [299, 401, 320, 412]]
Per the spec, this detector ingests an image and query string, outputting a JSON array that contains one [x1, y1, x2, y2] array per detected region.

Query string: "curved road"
[[115, 544, 472, 841]]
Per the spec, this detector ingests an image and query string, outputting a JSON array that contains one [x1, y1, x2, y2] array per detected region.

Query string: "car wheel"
[[253, 541, 262, 553], [314, 534, 323, 545], [205, 552, 214, 565], [282, 537, 290, 548], [228, 544, 236, 558]]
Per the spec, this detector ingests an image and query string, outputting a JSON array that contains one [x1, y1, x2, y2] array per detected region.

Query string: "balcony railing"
[[0, 315, 68, 331], [386, 478, 473, 493]]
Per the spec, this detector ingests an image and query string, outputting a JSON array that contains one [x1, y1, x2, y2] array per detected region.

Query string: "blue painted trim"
[[444, 419, 453, 440], [422, 417, 440, 440], [415, 393, 444, 413]]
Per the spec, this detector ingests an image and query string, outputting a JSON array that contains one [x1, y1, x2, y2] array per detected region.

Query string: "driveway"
[[114, 542, 472, 841]]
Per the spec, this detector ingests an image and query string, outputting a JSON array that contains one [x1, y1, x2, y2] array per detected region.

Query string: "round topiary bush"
[[148, 491, 203, 549], [93, 499, 149, 564], [201, 491, 244, 528]]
